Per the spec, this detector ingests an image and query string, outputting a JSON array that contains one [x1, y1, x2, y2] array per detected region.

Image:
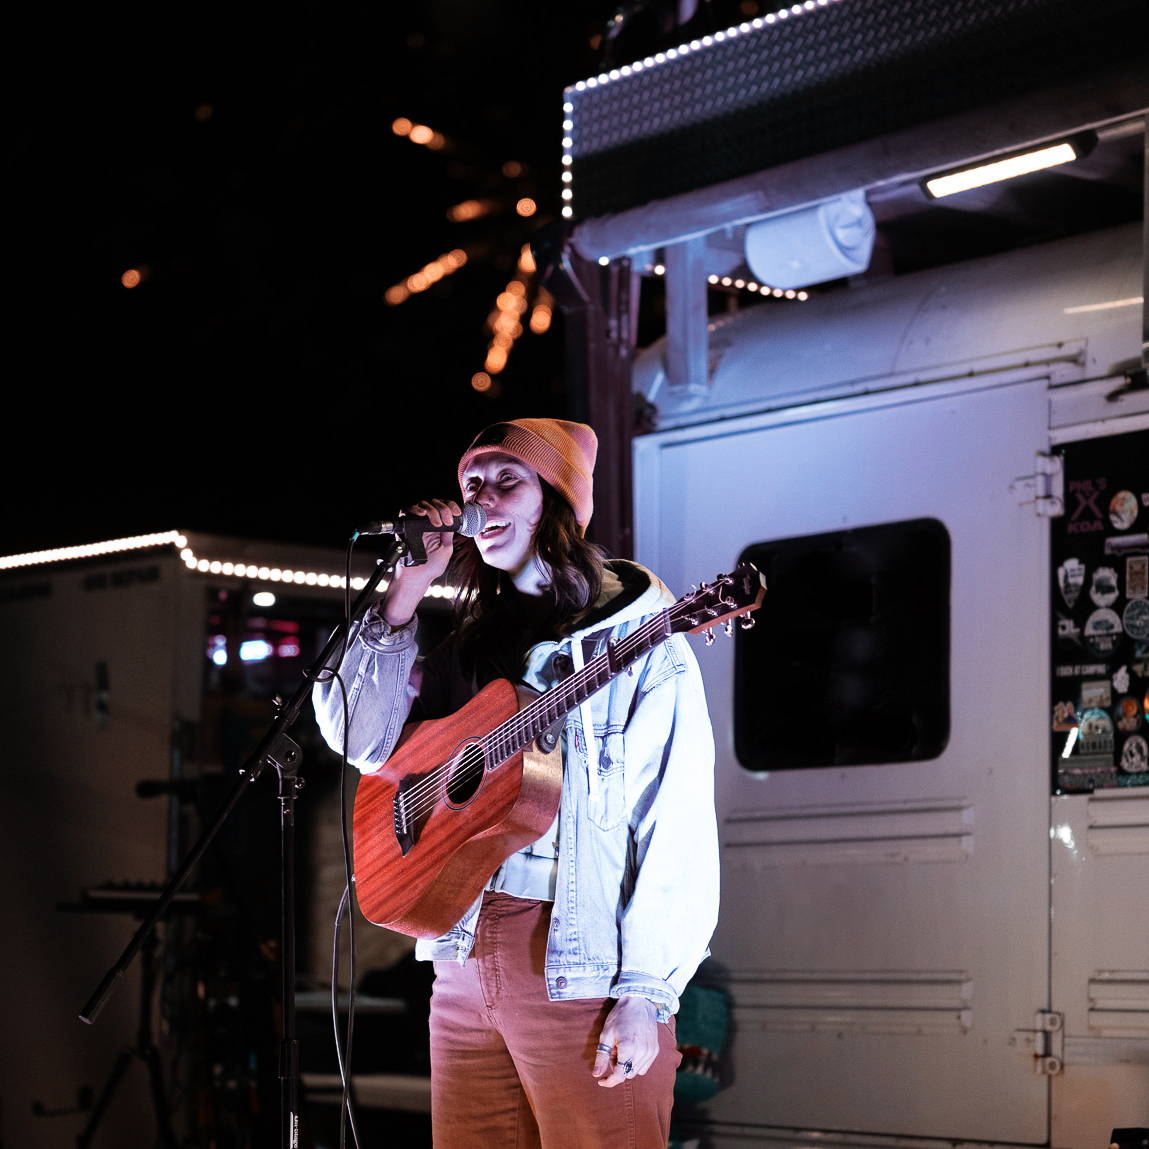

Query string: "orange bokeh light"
[[391, 117, 413, 136], [121, 269, 142, 289], [409, 124, 434, 145], [448, 200, 481, 222], [515, 198, 537, 218], [471, 372, 492, 392]]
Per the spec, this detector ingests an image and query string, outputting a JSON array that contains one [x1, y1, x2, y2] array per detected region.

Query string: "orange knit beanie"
[[458, 418, 598, 531]]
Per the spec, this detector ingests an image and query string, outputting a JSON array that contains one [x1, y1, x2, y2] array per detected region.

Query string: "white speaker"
[[744, 190, 875, 289]]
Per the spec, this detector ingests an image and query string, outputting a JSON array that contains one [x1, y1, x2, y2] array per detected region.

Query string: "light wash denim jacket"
[[312, 560, 719, 1019]]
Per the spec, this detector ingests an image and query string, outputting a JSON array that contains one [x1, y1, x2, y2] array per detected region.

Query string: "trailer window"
[[735, 518, 950, 770]]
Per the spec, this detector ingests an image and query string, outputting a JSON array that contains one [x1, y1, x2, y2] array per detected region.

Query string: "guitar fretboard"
[[483, 609, 673, 766]]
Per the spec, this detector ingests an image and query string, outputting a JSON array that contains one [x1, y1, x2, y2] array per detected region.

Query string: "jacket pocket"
[[586, 729, 626, 831]]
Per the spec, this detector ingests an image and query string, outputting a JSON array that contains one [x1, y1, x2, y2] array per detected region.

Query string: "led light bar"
[[1063, 296, 1143, 315], [0, 530, 187, 571], [0, 531, 456, 601], [560, 0, 841, 221], [923, 140, 1081, 198]]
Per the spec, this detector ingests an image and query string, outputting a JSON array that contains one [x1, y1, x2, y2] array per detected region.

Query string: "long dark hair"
[[447, 481, 606, 664]]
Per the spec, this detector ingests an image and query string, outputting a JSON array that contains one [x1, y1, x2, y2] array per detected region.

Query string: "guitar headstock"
[[672, 562, 767, 644]]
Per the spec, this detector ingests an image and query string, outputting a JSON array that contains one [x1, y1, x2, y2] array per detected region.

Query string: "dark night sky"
[[9, 2, 647, 558]]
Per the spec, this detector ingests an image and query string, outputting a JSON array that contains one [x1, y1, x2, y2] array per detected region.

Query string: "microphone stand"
[[80, 534, 408, 1149]]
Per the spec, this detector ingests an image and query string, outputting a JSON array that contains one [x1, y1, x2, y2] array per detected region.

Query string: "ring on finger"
[[623, 1059, 635, 1075], [595, 1043, 612, 1054]]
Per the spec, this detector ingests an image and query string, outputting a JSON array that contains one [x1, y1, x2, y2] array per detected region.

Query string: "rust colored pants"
[[429, 892, 680, 1148]]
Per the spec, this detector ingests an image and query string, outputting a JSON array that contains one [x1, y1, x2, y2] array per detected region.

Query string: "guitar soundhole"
[[445, 743, 486, 807]]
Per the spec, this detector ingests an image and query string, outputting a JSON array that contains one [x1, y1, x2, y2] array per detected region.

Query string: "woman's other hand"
[[591, 996, 661, 1088]]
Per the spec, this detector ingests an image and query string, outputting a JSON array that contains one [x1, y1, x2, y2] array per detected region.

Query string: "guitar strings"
[[388, 580, 744, 823], [388, 581, 743, 822], [384, 602, 694, 822], [390, 614, 661, 819]]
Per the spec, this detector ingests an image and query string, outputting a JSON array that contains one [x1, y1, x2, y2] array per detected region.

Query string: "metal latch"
[[1010, 452, 1064, 517]]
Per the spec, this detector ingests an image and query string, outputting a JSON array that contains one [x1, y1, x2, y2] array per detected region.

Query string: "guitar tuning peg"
[[723, 619, 734, 637], [704, 629, 716, 646], [739, 613, 756, 630], [690, 583, 698, 593]]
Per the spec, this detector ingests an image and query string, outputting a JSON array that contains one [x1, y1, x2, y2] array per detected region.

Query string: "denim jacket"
[[312, 560, 718, 1018]]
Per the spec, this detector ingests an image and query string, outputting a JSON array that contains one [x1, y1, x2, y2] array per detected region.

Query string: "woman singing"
[[314, 417, 718, 1147]]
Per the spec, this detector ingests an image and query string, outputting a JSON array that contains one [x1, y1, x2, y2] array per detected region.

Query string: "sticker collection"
[[1053, 434, 1149, 793]]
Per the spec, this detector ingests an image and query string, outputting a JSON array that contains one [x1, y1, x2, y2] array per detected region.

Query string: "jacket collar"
[[566, 559, 675, 642]]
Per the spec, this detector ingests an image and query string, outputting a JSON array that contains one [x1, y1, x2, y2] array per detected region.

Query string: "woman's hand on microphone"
[[381, 498, 462, 625]]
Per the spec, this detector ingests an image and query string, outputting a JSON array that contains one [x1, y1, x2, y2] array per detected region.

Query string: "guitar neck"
[[479, 563, 764, 767], [486, 609, 673, 764]]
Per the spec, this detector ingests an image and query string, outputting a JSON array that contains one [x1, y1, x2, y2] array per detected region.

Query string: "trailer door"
[[634, 376, 1050, 1143]]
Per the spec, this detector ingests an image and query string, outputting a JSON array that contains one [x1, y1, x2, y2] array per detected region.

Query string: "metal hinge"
[[1012, 1011, 1064, 1074], [1036, 1011, 1065, 1074], [1010, 453, 1064, 517]]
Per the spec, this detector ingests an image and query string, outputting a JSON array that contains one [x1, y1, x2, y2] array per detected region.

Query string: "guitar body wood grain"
[[352, 678, 564, 938]]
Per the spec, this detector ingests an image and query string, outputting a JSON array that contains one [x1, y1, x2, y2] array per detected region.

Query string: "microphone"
[[356, 503, 487, 539]]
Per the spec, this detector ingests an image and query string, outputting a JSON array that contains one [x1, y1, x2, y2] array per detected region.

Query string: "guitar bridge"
[[393, 777, 416, 857]]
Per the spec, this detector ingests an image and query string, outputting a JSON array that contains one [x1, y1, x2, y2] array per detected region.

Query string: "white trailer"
[[629, 222, 1148, 1148], [558, 1, 1148, 1143]]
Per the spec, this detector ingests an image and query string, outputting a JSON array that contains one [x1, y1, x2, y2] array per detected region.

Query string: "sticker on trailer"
[[1084, 609, 1122, 657], [1055, 662, 1109, 677], [1120, 734, 1148, 774], [1058, 755, 1116, 791], [1057, 616, 1083, 650], [1057, 558, 1086, 609], [1127, 555, 1148, 599], [1067, 477, 1107, 535], [1109, 489, 1140, 531], [1081, 680, 1112, 709], [1112, 665, 1130, 695], [1090, 566, 1119, 608], [1123, 598, 1149, 642], [1116, 697, 1141, 733], [1078, 708, 1115, 754], [1052, 701, 1079, 731]]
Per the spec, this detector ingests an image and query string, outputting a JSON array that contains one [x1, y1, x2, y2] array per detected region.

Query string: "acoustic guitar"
[[352, 562, 766, 937]]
